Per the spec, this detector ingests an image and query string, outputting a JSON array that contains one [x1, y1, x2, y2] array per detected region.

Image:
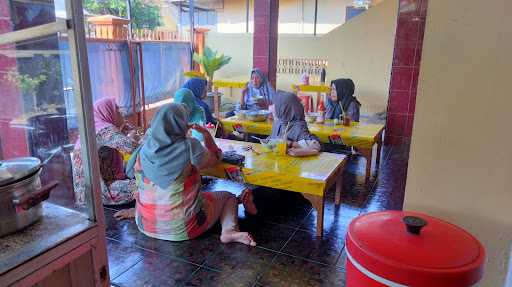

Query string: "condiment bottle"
[[316, 100, 325, 124], [343, 114, 351, 126]]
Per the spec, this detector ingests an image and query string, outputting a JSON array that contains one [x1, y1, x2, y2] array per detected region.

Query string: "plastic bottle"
[[316, 100, 325, 124], [320, 68, 326, 84]]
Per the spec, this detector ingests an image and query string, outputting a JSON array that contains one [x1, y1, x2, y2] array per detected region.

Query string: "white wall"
[[404, 0, 512, 286], [216, 0, 370, 34], [206, 0, 398, 115], [320, 0, 397, 115], [215, 0, 254, 33]]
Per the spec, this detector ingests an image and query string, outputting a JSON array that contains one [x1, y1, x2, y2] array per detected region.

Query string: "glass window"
[[0, 0, 66, 33], [0, 0, 103, 276], [207, 10, 217, 26], [0, 33, 94, 213]]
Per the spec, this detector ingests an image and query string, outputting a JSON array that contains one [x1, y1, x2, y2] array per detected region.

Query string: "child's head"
[[274, 91, 304, 122], [271, 91, 317, 143], [98, 146, 126, 182]]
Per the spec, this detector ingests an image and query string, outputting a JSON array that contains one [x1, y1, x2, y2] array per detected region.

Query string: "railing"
[[85, 23, 129, 40], [131, 29, 189, 42], [277, 58, 328, 82], [85, 22, 189, 42]]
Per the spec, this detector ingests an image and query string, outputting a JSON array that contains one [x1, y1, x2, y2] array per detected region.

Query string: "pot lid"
[[346, 211, 486, 286], [0, 157, 41, 187]]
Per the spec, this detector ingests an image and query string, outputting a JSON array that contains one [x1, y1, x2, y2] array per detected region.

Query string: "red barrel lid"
[[346, 211, 485, 287]]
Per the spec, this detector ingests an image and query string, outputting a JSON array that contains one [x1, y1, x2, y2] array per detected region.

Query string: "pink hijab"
[[93, 98, 122, 132]]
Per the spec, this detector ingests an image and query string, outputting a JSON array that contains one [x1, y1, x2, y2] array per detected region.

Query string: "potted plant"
[[191, 46, 232, 114], [192, 46, 231, 88]]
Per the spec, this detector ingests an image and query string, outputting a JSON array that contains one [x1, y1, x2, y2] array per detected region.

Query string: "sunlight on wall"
[[206, 0, 398, 116], [404, 0, 512, 285]]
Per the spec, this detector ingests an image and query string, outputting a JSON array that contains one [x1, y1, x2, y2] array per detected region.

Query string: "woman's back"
[[134, 159, 207, 241]]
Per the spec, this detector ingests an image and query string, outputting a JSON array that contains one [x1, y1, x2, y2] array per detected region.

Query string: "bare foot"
[[239, 189, 257, 215], [220, 230, 257, 246], [114, 208, 135, 220]]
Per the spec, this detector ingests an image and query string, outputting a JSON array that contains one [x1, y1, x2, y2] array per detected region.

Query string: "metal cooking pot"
[[0, 157, 58, 237]]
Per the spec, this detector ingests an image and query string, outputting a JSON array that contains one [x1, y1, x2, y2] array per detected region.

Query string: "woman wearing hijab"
[[182, 78, 216, 125], [325, 78, 361, 122], [174, 88, 206, 141], [115, 103, 257, 246], [271, 91, 321, 157], [239, 68, 276, 111], [72, 98, 139, 206]]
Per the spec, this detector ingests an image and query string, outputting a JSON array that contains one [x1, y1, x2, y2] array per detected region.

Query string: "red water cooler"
[[345, 211, 486, 287]]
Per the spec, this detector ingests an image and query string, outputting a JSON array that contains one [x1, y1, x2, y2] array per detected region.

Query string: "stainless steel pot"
[[0, 157, 58, 237]]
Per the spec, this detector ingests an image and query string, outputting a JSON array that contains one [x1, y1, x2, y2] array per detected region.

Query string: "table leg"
[[335, 173, 343, 205], [375, 139, 382, 171], [356, 147, 373, 184], [214, 87, 220, 119], [302, 194, 325, 237]]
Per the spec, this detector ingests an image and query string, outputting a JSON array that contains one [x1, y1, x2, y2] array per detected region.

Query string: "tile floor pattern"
[[108, 143, 410, 287]]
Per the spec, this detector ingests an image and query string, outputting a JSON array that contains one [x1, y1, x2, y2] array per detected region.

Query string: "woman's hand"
[[256, 98, 268, 109], [190, 124, 210, 136], [288, 148, 319, 157]]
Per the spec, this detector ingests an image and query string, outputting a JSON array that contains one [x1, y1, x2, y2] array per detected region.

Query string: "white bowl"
[[305, 113, 317, 123], [246, 110, 270, 122]]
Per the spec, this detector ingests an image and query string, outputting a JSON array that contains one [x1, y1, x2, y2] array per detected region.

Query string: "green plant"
[[5, 70, 47, 94], [4, 69, 48, 112], [83, 0, 162, 30], [192, 46, 231, 85]]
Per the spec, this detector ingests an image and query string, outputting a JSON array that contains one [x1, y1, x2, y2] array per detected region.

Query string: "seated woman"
[[239, 68, 275, 111], [182, 78, 216, 125], [72, 98, 139, 206], [271, 91, 321, 157], [325, 78, 361, 122], [174, 88, 206, 141], [115, 103, 257, 245]]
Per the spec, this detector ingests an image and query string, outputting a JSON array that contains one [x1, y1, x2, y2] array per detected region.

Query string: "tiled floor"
[[107, 143, 410, 287]]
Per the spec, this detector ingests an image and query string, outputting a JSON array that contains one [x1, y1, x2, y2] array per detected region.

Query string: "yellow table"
[[203, 139, 348, 237], [220, 117, 384, 183]]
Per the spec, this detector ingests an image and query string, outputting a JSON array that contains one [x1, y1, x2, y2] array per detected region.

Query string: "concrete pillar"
[[252, 0, 279, 87], [385, 0, 429, 145]]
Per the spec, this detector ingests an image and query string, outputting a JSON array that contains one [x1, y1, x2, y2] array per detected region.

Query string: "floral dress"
[[72, 126, 138, 206]]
